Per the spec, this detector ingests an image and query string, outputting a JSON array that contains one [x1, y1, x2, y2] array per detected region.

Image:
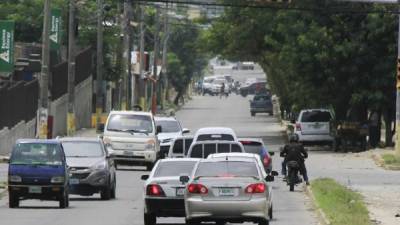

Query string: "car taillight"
[[187, 183, 208, 194], [245, 183, 266, 194], [146, 184, 166, 196], [295, 123, 301, 131], [263, 156, 271, 167]]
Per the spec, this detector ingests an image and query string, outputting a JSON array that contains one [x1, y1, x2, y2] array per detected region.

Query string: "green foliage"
[[382, 153, 400, 167], [206, 0, 397, 121]]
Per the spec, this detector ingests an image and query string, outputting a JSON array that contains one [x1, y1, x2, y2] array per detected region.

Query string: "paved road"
[[0, 70, 319, 225]]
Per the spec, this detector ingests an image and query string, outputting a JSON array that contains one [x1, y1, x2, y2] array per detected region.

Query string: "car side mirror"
[[270, 171, 279, 176], [97, 123, 105, 133], [141, 175, 149, 180], [269, 151, 275, 156], [182, 128, 190, 134], [265, 175, 275, 182], [179, 175, 190, 184], [156, 125, 162, 134]]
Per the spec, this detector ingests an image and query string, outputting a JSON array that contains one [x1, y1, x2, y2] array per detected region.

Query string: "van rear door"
[[299, 110, 332, 135]]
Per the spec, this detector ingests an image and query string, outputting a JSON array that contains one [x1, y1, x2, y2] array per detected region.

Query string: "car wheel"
[[9, 192, 19, 208], [144, 213, 156, 225], [110, 176, 116, 199], [251, 112, 256, 117], [259, 219, 269, 225], [146, 163, 154, 171], [100, 185, 112, 200], [59, 189, 68, 208], [185, 219, 198, 225]]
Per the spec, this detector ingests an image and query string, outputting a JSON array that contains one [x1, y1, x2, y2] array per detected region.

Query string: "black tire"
[[269, 204, 273, 220], [259, 219, 269, 225], [185, 219, 197, 225], [100, 185, 112, 200], [146, 163, 154, 171], [216, 221, 226, 225], [59, 189, 68, 208], [110, 176, 116, 199], [9, 192, 19, 208], [251, 112, 256, 117], [289, 170, 295, 192], [144, 213, 156, 225]]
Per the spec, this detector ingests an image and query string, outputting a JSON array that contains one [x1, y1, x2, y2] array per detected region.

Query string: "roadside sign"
[[0, 20, 15, 76], [50, 8, 62, 50]]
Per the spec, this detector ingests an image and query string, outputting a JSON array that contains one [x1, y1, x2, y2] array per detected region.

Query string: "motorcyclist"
[[280, 134, 310, 185]]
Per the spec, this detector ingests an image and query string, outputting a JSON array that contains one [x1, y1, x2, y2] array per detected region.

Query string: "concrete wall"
[[51, 76, 93, 136], [0, 119, 36, 155]]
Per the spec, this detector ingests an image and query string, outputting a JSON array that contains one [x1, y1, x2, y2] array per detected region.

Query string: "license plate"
[[28, 186, 42, 194], [176, 188, 185, 196], [124, 151, 134, 156], [218, 188, 234, 196], [69, 179, 79, 185]]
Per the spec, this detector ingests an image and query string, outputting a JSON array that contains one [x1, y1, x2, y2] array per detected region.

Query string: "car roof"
[[174, 135, 194, 140], [59, 137, 101, 142], [158, 158, 200, 163], [16, 139, 60, 144], [195, 127, 236, 135], [199, 157, 255, 163], [154, 116, 177, 121], [109, 110, 153, 116], [208, 152, 259, 159], [238, 138, 264, 144], [192, 140, 242, 145]]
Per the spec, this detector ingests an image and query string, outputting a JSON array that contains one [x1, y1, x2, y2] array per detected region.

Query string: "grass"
[[381, 153, 400, 167], [311, 178, 371, 225]]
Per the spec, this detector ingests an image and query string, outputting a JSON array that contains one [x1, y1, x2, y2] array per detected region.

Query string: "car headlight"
[[92, 161, 107, 170], [51, 176, 65, 184], [9, 175, 22, 183], [145, 139, 156, 150]]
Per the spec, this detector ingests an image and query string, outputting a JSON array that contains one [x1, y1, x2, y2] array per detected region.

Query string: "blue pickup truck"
[[8, 139, 69, 208], [250, 94, 273, 116]]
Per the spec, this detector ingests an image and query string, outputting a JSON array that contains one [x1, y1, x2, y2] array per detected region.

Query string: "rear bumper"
[[296, 132, 334, 143], [185, 197, 269, 221], [8, 185, 65, 200], [251, 107, 273, 113], [145, 198, 185, 217]]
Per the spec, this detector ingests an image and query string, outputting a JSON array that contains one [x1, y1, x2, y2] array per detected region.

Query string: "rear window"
[[197, 134, 234, 141], [195, 161, 259, 178], [184, 138, 193, 155], [231, 144, 242, 152], [154, 161, 197, 177], [204, 144, 217, 158], [172, 139, 184, 154], [190, 145, 203, 158], [300, 111, 332, 122], [254, 95, 270, 101], [218, 144, 230, 153]]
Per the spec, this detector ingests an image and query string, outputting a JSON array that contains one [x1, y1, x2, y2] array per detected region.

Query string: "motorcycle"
[[286, 161, 302, 192]]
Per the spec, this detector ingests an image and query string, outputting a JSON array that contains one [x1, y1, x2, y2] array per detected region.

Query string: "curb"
[[305, 185, 331, 225]]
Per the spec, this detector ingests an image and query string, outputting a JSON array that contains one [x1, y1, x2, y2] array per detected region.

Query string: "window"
[[62, 142, 104, 157], [190, 145, 203, 158], [11, 143, 63, 166], [301, 111, 332, 123], [217, 143, 230, 153], [195, 161, 259, 178], [231, 144, 242, 152], [107, 114, 153, 133], [204, 144, 217, 158], [172, 139, 184, 154], [184, 138, 194, 156], [155, 120, 181, 133], [154, 161, 197, 177]]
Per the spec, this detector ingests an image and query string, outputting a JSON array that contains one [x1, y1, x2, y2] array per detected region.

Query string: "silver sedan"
[[182, 157, 275, 225]]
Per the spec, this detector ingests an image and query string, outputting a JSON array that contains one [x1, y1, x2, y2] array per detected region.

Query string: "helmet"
[[288, 134, 299, 143]]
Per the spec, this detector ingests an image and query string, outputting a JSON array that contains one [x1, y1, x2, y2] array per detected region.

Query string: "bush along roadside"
[[310, 178, 371, 225]]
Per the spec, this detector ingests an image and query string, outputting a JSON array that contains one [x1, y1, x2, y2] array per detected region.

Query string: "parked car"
[[155, 116, 190, 158], [293, 109, 335, 148], [101, 111, 162, 171], [193, 127, 238, 143], [187, 140, 245, 158], [141, 158, 200, 225], [240, 80, 267, 97], [238, 138, 274, 173], [8, 139, 69, 208], [60, 137, 116, 200], [167, 136, 194, 158], [181, 157, 275, 225], [250, 94, 273, 116]]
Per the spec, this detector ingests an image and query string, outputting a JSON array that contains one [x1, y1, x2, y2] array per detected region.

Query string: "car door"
[[299, 110, 332, 135]]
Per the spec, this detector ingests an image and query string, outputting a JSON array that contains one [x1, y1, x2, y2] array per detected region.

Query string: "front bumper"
[[69, 170, 109, 195], [145, 198, 185, 217], [185, 197, 269, 221], [109, 149, 158, 164], [8, 184, 65, 200]]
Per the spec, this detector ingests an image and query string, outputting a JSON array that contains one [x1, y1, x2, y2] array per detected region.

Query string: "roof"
[[208, 152, 260, 159], [174, 135, 194, 140], [200, 157, 255, 163], [192, 140, 242, 145], [109, 110, 153, 116], [238, 138, 264, 144], [158, 158, 200, 163], [59, 137, 101, 142], [16, 139, 61, 144], [154, 116, 177, 121], [195, 127, 236, 135]]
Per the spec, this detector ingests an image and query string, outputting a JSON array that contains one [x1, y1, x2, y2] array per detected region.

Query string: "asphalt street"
[[0, 69, 319, 225]]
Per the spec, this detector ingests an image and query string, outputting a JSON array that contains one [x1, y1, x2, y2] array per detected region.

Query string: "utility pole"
[[121, 0, 131, 111], [139, 6, 146, 111], [151, 6, 160, 114], [96, 0, 104, 128], [67, 0, 76, 136], [161, 3, 169, 109], [38, 0, 51, 139]]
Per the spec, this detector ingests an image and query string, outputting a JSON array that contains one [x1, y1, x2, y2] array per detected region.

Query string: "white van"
[[102, 111, 161, 171]]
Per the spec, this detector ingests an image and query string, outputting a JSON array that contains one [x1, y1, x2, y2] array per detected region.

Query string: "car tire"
[[9, 192, 19, 208], [100, 185, 112, 200], [110, 176, 116, 199], [146, 163, 154, 171], [251, 112, 256, 117], [144, 213, 156, 225], [59, 189, 69, 208], [259, 219, 269, 225], [185, 219, 198, 225]]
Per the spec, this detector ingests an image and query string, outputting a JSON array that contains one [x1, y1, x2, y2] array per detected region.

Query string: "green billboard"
[[50, 8, 62, 50], [0, 20, 15, 75]]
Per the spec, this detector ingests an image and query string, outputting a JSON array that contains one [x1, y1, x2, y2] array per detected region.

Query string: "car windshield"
[[301, 111, 332, 123], [154, 161, 198, 177], [62, 142, 104, 157], [10, 143, 63, 166], [197, 134, 234, 141], [156, 120, 180, 133], [107, 114, 153, 133], [195, 161, 259, 178]]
